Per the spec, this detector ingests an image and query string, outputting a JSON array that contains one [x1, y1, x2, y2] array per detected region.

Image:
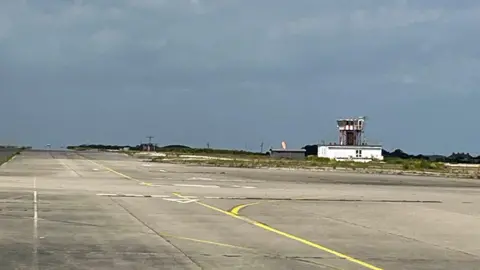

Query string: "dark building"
[[140, 143, 155, 151], [269, 149, 306, 160]]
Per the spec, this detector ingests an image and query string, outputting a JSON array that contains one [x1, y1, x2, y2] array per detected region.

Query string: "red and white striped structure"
[[337, 117, 366, 146]]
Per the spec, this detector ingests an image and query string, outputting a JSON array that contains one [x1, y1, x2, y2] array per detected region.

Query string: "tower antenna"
[[359, 116, 368, 145]]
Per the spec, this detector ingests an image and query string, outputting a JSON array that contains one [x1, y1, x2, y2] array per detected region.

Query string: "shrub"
[[307, 156, 331, 162], [399, 159, 445, 171]]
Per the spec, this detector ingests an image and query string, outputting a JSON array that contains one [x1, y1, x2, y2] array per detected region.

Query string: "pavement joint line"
[[108, 197, 203, 269], [173, 192, 384, 270], [93, 194, 441, 204], [54, 156, 82, 177], [202, 197, 443, 203], [159, 233, 255, 251], [124, 194, 145, 197], [103, 193, 254, 250]]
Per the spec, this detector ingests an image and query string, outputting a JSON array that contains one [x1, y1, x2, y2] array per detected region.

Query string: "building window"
[[355, 149, 362, 158]]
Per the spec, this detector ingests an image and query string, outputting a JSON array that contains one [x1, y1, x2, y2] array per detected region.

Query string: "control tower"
[[336, 117, 366, 146]]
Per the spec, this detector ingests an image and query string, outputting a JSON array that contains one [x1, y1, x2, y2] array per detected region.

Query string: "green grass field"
[[70, 145, 479, 179], [146, 150, 480, 179], [0, 149, 21, 166]]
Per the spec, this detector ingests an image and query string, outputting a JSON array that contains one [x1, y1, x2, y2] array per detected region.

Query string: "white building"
[[317, 144, 383, 162], [317, 117, 383, 162]]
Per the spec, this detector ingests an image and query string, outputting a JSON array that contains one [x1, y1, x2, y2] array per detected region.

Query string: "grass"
[[151, 153, 480, 179], [157, 147, 265, 157], [65, 145, 480, 179], [0, 150, 21, 166]]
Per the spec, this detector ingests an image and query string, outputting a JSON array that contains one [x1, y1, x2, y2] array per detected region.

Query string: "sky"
[[1, 0, 479, 155]]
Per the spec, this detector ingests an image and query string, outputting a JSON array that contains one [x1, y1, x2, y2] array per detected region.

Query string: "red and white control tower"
[[336, 117, 366, 146]]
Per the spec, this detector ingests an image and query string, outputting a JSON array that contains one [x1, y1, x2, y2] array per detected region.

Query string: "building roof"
[[318, 144, 382, 148], [270, 148, 306, 152]]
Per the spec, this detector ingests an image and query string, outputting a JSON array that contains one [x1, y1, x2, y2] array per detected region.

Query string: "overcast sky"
[[1, 0, 479, 154]]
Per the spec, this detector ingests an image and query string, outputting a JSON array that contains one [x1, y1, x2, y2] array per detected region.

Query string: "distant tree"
[[302, 145, 318, 156]]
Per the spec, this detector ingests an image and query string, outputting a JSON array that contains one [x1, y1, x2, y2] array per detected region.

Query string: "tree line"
[[66, 144, 265, 156]]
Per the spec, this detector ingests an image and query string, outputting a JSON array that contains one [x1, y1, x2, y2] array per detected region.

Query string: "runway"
[[1, 150, 479, 269]]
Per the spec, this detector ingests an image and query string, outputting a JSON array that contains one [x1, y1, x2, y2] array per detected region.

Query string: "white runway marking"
[[96, 193, 170, 198], [141, 165, 167, 172], [151, 194, 172, 198], [123, 194, 145, 197], [244, 186, 257, 189], [33, 176, 38, 270], [163, 198, 198, 204], [187, 177, 260, 183], [232, 185, 257, 189], [188, 177, 213, 181], [185, 177, 265, 184], [96, 193, 118, 196], [174, 184, 220, 188], [140, 182, 165, 187]]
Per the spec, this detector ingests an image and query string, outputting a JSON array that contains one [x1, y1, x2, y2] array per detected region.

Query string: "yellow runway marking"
[[83, 158, 141, 183], [174, 193, 384, 270], [140, 182, 154, 186], [69, 157, 256, 252], [230, 202, 260, 215], [71, 154, 381, 270], [75, 153, 156, 186]]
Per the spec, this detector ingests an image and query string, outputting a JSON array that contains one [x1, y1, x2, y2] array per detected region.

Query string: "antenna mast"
[[360, 116, 368, 145]]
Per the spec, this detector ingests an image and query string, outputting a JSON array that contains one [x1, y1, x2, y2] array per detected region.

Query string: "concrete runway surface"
[[0, 150, 479, 270]]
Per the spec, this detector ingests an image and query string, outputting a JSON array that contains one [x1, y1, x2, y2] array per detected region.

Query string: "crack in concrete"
[[211, 197, 443, 203]]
